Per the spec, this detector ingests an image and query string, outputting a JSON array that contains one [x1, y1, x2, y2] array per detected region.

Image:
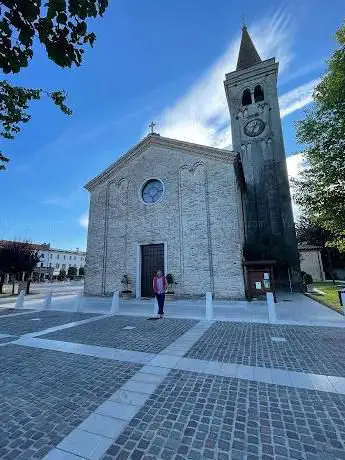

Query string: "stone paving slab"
[[40, 315, 197, 354], [0, 344, 140, 460], [0, 311, 97, 336], [103, 369, 345, 460], [186, 321, 345, 377]]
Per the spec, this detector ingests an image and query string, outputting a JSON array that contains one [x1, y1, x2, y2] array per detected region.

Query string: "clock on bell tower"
[[224, 25, 302, 291]]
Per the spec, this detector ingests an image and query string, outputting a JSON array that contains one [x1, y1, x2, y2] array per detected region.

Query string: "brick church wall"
[[84, 141, 245, 299]]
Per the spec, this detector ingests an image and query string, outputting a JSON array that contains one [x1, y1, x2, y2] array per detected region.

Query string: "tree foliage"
[[0, 240, 39, 294], [296, 216, 331, 247], [0, 240, 39, 274], [293, 23, 345, 252], [78, 266, 84, 276], [0, 0, 109, 169], [58, 268, 67, 280], [67, 266, 77, 278]]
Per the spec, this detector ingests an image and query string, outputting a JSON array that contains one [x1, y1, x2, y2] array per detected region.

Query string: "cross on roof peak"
[[149, 121, 157, 134]]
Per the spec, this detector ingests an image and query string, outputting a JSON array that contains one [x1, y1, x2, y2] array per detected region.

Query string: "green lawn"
[[308, 282, 344, 314]]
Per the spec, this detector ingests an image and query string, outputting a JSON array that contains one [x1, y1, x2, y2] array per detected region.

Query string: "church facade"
[[84, 136, 245, 298], [84, 26, 301, 299]]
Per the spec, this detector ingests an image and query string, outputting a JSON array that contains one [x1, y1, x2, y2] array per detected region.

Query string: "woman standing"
[[153, 270, 167, 318]]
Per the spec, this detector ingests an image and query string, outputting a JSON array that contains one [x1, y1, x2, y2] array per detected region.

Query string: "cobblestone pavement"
[[0, 311, 97, 336], [0, 308, 32, 316], [41, 315, 197, 353], [0, 336, 17, 344], [0, 344, 140, 460], [186, 322, 345, 377], [103, 369, 345, 460]]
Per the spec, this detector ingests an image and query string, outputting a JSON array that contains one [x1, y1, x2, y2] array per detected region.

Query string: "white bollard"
[[110, 291, 120, 314], [42, 290, 52, 310], [15, 289, 25, 309], [206, 291, 213, 320], [153, 297, 158, 315], [75, 291, 83, 312], [266, 292, 277, 323]]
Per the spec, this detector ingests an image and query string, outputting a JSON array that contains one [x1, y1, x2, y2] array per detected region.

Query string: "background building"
[[0, 240, 86, 282], [298, 244, 325, 282], [36, 245, 86, 281]]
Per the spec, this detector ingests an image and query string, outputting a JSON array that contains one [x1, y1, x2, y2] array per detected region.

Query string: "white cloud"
[[279, 79, 319, 117], [154, 10, 294, 149], [152, 10, 318, 151], [286, 152, 308, 221], [43, 189, 84, 209], [286, 152, 307, 181], [279, 60, 324, 86], [79, 211, 89, 229]]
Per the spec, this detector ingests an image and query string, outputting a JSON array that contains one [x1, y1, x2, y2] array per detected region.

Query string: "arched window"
[[254, 85, 264, 102], [242, 88, 252, 106]]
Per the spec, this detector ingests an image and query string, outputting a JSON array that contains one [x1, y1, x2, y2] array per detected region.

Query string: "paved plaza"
[[186, 322, 345, 377], [0, 296, 345, 459]]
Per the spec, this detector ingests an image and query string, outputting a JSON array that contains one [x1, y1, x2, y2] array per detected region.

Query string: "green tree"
[[293, 23, 345, 252], [296, 216, 331, 247], [78, 266, 85, 276], [58, 268, 67, 280], [0, 241, 39, 294], [67, 266, 78, 279], [1, 0, 109, 169]]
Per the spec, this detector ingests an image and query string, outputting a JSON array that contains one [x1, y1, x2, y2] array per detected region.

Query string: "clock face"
[[244, 118, 265, 137]]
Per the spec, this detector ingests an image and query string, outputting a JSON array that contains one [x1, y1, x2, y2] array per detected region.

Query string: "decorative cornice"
[[225, 58, 278, 85], [84, 134, 237, 191]]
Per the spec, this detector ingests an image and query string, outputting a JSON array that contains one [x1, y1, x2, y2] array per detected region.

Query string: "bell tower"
[[224, 26, 301, 290]]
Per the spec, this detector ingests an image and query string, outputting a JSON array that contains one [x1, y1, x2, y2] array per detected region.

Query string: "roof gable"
[[85, 134, 236, 191]]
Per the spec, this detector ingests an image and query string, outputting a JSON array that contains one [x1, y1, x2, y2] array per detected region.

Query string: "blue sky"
[[1, 0, 343, 250]]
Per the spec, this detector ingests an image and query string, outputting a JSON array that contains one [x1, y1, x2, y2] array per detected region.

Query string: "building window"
[[50, 254, 52, 259], [62, 264, 66, 269], [242, 88, 252, 106], [64, 255, 66, 260], [49, 263, 52, 267], [70, 256, 72, 260], [56, 263, 59, 269], [40, 263, 44, 267], [74, 256, 76, 260], [57, 254, 59, 259], [40, 254, 44, 259], [141, 179, 164, 204], [254, 84, 264, 102]]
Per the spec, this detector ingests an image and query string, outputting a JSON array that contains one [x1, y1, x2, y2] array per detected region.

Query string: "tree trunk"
[[26, 279, 31, 295], [11, 278, 15, 296], [326, 248, 336, 284]]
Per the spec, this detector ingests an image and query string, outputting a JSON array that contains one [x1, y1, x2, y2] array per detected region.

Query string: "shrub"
[[166, 273, 177, 293], [304, 273, 313, 285], [121, 274, 132, 292]]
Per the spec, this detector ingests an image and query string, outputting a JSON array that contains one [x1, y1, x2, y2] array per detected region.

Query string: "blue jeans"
[[155, 293, 165, 315]]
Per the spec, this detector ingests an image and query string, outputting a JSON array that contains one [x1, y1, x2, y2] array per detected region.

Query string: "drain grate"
[[123, 326, 136, 330], [30, 318, 42, 321]]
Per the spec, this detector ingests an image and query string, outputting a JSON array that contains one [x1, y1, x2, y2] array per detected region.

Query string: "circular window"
[[141, 179, 164, 204]]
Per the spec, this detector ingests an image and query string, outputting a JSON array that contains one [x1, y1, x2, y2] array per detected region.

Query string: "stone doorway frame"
[[136, 242, 168, 299]]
